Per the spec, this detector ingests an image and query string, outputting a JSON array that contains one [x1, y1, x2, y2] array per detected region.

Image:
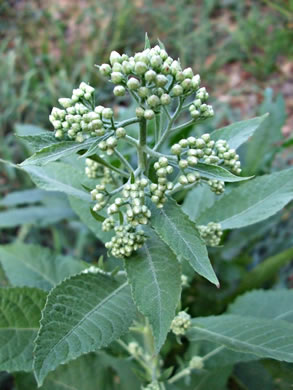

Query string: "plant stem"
[[116, 339, 150, 373], [138, 118, 147, 172], [168, 368, 190, 384], [117, 117, 140, 128], [202, 345, 225, 361], [113, 149, 134, 174], [143, 145, 176, 161], [155, 109, 161, 143], [125, 135, 139, 148], [154, 97, 184, 151], [170, 119, 195, 133]]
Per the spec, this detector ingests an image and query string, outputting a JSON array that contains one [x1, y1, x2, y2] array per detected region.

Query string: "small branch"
[[168, 368, 190, 384], [143, 145, 176, 161], [162, 105, 171, 121], [202, 345, 225, 361], [170, 119, 195, 133], [155, 109, 161, 143], [117, 117, 141, 128], [116, 339, 150, 373], [125, 135, 139, 148], [113, 149, 134, 174], [138, 118, 147, 172]]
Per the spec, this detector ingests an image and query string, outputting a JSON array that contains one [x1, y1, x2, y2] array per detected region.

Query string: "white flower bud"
[[160, 93, 171, 105], [113, 85, 126, 96], [147, 95, 160, 107], [116, 127, 126, 138], [191, 74, 201, 89], [55, 130, 63, 138], [58, 98, 72, 108], [170, 60, 181, 75], [102, 108, 114, 119], [171, 144, 182, 155], [135, 61, 148, 75], [136, 107, 145, 118], [122, 60, 134, 74], [189, 356, 204, 370], [158, 157, 168, 167], [179, 139, 188, 148], [100, 63, 112, 76], [172, 85, 183, 96], [111, 72, 124, 84], [179, 159, 188, 169], [110, 51, 122, 65], [156, 74, 168, 87], [112, 62, 122, 72], [150, 55, 162, 68], [183, 67, 193, 79], [179, 175, 188, 185], [106, 136, 117, 148], [145, 69, 157, 82], [138, 87, 149, 98], [144, 109, 155, 120], [127, 77, 140, 90]]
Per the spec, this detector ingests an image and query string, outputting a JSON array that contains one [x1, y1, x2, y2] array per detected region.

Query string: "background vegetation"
[[1, 0, 293, 389]]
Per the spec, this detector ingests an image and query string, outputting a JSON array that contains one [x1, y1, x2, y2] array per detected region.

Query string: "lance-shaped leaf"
[[0, 287, 46, 372], [210, 114, 268, 150], [33, 272, 135, 386], [17, 133, 59, 153], [0, 243, 88, 291], [189, 163, 252, 182], [0, 189, 47, 207], [198, 167, 293, 229], [228, 289, 293, 322], [22, 162, 91, 201], [149, 199, 218, 286], [187, 314, 293, 363], [124, 228, 181, 352]]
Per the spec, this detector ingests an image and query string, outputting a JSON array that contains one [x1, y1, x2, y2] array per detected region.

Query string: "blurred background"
[[1, 1, 293, 388]]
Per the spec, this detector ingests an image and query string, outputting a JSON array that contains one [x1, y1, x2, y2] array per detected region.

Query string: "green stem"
[[170, 119, 195, 133], [168, 368, 190, 384], [138, 118, 147, 172], [125, 135, 139, 148], [202, 345, 225, 361], [143, 145, 176, 161], [116, 339, 150, 374], [154, 97, 184, 151], [155, 109, 161, 143], [117, 117, 141, 128], [113, 149, 134, 174]]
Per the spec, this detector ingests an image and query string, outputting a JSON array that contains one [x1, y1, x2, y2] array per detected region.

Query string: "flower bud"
[[172, 85, 183, 96], [136, 107, 145, 118], [122, 60, 134, 74], [147, 95, 160, 107], [138, 87, 149, 98], [159, 157, 168, 167], [179, 139, 188, 148], [58, 98, 72, 108], [135, 61, 148, 75], [160, 93, 171, 105], [127, 77, 140, 90], [144, 109, 155, 120], [99, 63, 112, 76], [113, 85, 126, 96], [116, 127, 126, 138], [179, 159, 188, 169], [191, 74, 200, 89], [102, 108, 114, 119], [156, 74, 168, 87], [150, 55, 162, 68], [111, 72, 124, 84], [183, 67, 193, 79], [110, 51, 122, 65], [145, 69, 157, 82], [171, 144, 182, 155]]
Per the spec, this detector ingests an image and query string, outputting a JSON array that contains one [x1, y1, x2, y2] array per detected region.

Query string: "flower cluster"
[[189, 87, 214, 119], [105, 225, 146, 258], [99, 45, 208, 122], [151, 157, 174, 207], [198, 222, 223, 247], [170, 311, 191, 336], [189, 356, 204, 370], [142, 382, 160, 390]]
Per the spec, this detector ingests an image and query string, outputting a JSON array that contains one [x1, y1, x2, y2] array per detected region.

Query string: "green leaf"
[[228, 289, 293, 322], [244, 89, 286, 174], [69, 196, 112, 242], [90, 208, 106, 222], [198, 167, 293, 229], [189, 162, 252, 182], [124, 228, 181, 352], [0, 242, 88, 291], [187, 314, 293, 362], [0, 189, 47, 207], [189, 366, 232, 390], [149, 199, 218, 286], [14, 123, 48, 136], [0, 287, 46, 372], [34, 272, 135, 386], [144, 32, 151, 49], [0, 205, 75, 228], [211, 114, 268, 150], [21, 138, 97, 166], [17, 133, 59, 153], [22, 162, 91, 201], [182, 184, 215, 222]]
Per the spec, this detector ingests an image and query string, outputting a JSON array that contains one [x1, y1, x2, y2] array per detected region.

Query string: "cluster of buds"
[[49, 82, 117, 142], [208, 179, 225, 194], [85, 158, 114, 184], [98, 135, 118, 155], [98, 45, 206, 122], [215, 140, 241, 174], [105, 225, 146, 258], [189, 356, 204, 370], [151, 157, 174, 207], [91, 184, 107, 211], [198, 222, 223, 247], [189, 87, 214, 119], [170, 311, 191, 336], [128, 341, 143, 358]]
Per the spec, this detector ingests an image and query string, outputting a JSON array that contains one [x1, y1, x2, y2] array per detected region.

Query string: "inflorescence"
[[49, 43, 241, 259]]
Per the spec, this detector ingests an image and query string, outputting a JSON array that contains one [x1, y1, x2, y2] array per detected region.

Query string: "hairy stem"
[[138, 118, 147, 172], [113, 149, 134, 174]]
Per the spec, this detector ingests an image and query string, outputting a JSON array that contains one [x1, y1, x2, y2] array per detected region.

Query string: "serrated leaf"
[[14, 123, 48, 136], [124, 228, 181, 352], [22, 162, 91, 201], [228, 289, 293, 322], [34, 273, 135, 386], [211, 114, 268, 150], [198, 167, 293, 229], [0, 205, 75, 228], [187, 314, 293, 362], [0, 243, 88, 291], [21, 138, 97, 166], [69, 196, 112, 242], [17, 133, 59, 153], [182, 184, 215, 222], [0, 287, 46, 372], [149, 199, 218, 286], [189, 162, 251, 182], [78, 133, 113, 159]]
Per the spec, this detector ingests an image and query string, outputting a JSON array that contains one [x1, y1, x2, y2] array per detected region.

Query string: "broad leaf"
[[22, 162, 91, 201], [17, 133, 59, 153], [125, 228, 181, 352], [0, 287, 46, 372], [0, 243, 88, 291], [149, 199, 218, 286], [189, 162, 251, 182], [188, 314, 293, 362], [0, 189, 47, 207], [229, 289, 293, 322], [0, 205, 75, 228], [198, 167, 293, 229], [34, 272, 135, 386], [14, 123, 48, 136], [211, 114, 268, 150], [182, 184, 215, 222]]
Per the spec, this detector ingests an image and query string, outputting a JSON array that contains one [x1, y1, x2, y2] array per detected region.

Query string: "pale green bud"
[[110, 51, 122, 65], [183, 67, 193, 78], [172, 85, 183, 96], [145, 69, 157, 82], [179, 159, 188, 169], [135, 61, 148, 75], [111, 72, 124, 84], [136, 107, 145, 118], [138, 87, 149, 98], [160, 93, 171, 105], [179, 139, 188, 148], [171, 144, 182, 155], [127, 77, 140, 90], [181, 78, 192, 90], [58, 98, 72, 108], [122, 60, 134, 74], [113, 85, 126, 96], [156, 74, 168, 87], [147, 95, 160, 107], [102, 108, 114, 119], [144, 109, 155, 120], [100, 63, 112, 76], [170, 60, 181, 75], [150, 55, 162, 68], [106, 136, 117, 148], [159, 157, 169, 167], [191, 74, 201, 89], [55, 130, 63, 138], [116, 127, 126, 138]]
